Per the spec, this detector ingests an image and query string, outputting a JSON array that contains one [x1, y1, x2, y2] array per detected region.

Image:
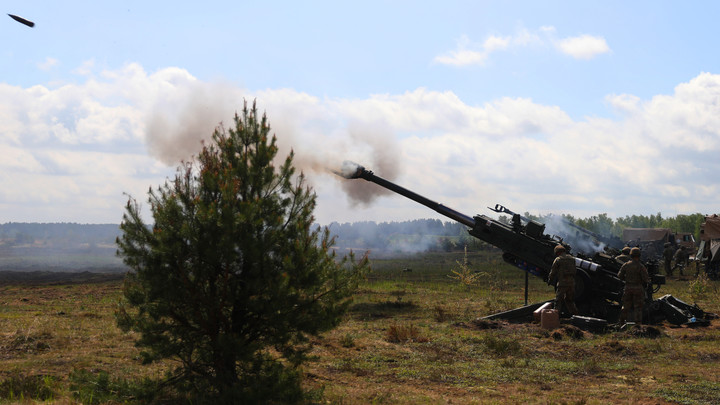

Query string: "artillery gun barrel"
[[343, 163, 476, 228], [339, 161, 557, 274]]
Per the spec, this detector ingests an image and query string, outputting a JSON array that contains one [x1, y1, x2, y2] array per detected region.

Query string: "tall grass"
[[0, 371, 57, 401]]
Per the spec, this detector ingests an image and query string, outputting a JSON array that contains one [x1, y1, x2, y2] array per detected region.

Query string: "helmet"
[[622, 247, 631, 255], [630, 247, 641, 258], [554, 244, 566, 255]]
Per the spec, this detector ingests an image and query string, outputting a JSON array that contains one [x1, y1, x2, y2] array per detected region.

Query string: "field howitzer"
[[340, 162, 710, 326]]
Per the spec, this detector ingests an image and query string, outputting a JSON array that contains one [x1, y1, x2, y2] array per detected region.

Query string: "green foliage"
[[437, 237, 455, 252], [575, 213, 617, 237], [339, 333, 355, 348], [660, 213, 707, 241], [689, 272, 712, 301], [482, 333, 522, 357], [448, 245, 488, 287], [457, 228, 489, 252], [432, 304, 452, 322], [330, 211, 708, 253], [115, 101, 367, 403], [654, 380, 720, 405], [551, 211, 706, 241], [69, 369, 159, 405], [607, 212, 705, 240], [0, 371, 56, 401]]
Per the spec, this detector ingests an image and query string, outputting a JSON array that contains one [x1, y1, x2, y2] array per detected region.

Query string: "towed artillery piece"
[[339, 162, 709, 326]]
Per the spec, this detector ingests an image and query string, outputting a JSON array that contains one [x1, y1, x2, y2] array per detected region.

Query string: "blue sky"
[[2, 1, 720, 226]]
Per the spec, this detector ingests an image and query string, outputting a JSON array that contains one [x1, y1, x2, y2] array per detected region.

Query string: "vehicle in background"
[[699, 215, 720, 279], [622, 228, 696, 261]]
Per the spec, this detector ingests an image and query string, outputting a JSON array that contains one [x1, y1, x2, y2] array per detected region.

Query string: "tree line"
[[327, 212, 709, 253], [0, 212, 707, 253], [534, 212, 706, 240], [0, 223, 120, 247]]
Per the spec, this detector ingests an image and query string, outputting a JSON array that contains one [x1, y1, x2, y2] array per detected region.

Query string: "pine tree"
[[116, 101, 367, 403]]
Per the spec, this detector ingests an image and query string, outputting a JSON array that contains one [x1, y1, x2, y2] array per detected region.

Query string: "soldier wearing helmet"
[[616, 246, 632, 264], [618, 247, 650, 324], [548, 244, 578, 316], [663, 242, 675, 277]]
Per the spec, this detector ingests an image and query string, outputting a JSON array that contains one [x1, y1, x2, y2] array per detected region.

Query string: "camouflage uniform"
[[616, 247, 632, 264], [548, 253, 579, 315], [618, 259, 650, 324], [672, 247, 688, 276], [663, 244, 675, 276]]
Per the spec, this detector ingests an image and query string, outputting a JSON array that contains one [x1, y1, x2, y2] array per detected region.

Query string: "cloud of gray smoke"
[[145, 81, 237, 165], [542, 214, 606, 256], [334, 122, 400, 206], [143, 84, 401, 207]]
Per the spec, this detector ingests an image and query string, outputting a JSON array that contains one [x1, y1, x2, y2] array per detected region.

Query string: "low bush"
[[0, 371, 57, 401], [69, 369, 160, 405]]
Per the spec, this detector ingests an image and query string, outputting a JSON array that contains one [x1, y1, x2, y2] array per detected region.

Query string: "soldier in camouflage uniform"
[[548, 244, 578, 316], [618, 247, 650, 324], [672, 246, 689, 276], [616, 246, 632, 264], [663, 242, 675, 277]]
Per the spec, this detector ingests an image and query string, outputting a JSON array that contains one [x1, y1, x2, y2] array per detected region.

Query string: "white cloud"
[[483, 35, 512, 52], [606, 73, 720, 152], [433, 34, 516, 66], [433, 49, 489, 67], [606, 93, 641, 115], [72, 59, 96, 76], [316, 74, 719, 223], [1, 63, 719, 224], [330, 90, 571, 140], [556, 35, 611, 60], [435, 26, 611, 66], [37, 57, 59, 71]]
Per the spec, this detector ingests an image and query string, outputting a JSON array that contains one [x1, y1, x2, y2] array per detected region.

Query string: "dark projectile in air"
[[8, 14, 35, 28]]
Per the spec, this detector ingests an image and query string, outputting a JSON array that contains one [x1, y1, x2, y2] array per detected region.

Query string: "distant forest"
[[0, 212, 709, 270], [327, 211, 709, 253], [0, 223, 122, 271], [552, 212, 707, 242], [0, 223, 119, 247], [326, 219, 474, 253]]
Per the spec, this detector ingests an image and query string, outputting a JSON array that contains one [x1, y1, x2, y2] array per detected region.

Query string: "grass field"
[[1, 249, 720, 404]]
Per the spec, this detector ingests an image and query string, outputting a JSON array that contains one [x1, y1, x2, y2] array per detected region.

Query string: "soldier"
[[672, 246, 689, 276], [548, 244, 578, 316], [616, 246, 632, 264], [663, 242, 675, 277], [618, 247, 650, 324]]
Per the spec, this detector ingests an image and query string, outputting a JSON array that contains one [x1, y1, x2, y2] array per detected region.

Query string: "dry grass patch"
[[385, 323, 428, 343]]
